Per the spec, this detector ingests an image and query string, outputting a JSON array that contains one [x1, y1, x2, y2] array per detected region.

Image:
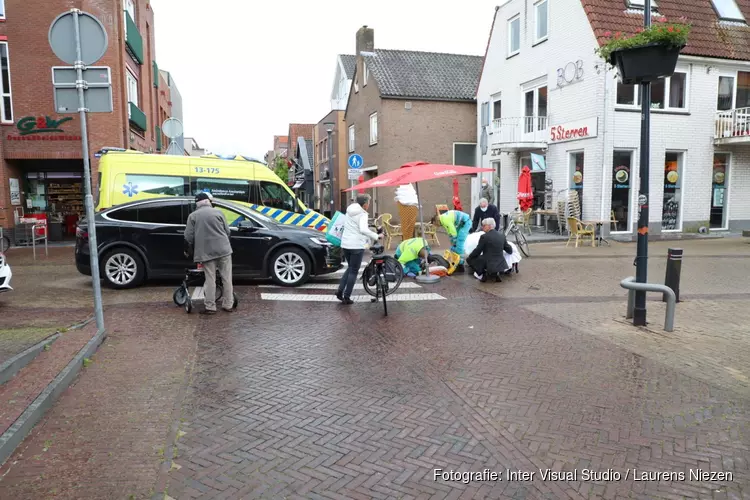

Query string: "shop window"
[[662, 152, 684, 231], [508, 16, 521, 56], [259, 181, 296, 212], [192, 178, 250, 203], [136, 201, 184, 225], [611, 151, 633, 233], [717, 76, 735, 110], [534, 0, 549, 44], [710, 153, 730, 229], [616, 72, 688, 110], [124, 174, 186, 196], [569, 151, 584, 216], [0, 43, 13, 123]]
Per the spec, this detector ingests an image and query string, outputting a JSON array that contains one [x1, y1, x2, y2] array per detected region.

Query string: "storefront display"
[[662, 153, 683, 231], [711, 153, 729, 229], [611, 151, 633, 233], [570, 151, 584, 216], [24, 171, 83, 240]]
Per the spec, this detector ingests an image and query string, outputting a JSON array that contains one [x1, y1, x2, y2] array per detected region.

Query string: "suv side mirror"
[[238, 220, 257, 232]]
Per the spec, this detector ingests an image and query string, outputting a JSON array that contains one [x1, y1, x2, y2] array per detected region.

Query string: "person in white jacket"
[[336, 194, 381, 304]]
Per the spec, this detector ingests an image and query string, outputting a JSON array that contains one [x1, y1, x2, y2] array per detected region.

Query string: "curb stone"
[[0, 320, 106, 467], [0, 317, 93, 386]]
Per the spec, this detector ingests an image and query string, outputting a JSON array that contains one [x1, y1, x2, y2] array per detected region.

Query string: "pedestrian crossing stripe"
[[259, 293, 446, 302], [257, 282, 423, 290]]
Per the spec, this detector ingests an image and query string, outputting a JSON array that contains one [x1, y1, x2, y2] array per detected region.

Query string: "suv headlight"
[[309, 237, 331, 246]]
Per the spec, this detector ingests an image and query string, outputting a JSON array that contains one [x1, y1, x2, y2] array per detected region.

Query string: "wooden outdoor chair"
[[380, 213, 402, 250], [421, 222, 440, 246], [435, 204, 449, 217], [513, 208, 533, 236], [609, 210, 619, 232], [566, 217, 596, 248]]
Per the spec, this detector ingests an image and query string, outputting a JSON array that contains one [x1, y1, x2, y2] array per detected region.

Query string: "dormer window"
[[625, 0, 658, 11], [711, 0, 746, 22]]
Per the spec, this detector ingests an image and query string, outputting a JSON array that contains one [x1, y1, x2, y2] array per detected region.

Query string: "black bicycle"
[[361, 229, 404, 316], [173, 265, 238, 314]]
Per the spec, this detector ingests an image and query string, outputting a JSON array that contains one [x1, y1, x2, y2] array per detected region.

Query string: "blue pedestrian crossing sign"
[[348, 154, 363, 169]]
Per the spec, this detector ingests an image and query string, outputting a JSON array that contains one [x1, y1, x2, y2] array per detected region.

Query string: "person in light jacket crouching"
[[184, 192, 235, 315], [336, 194, 381, 305]]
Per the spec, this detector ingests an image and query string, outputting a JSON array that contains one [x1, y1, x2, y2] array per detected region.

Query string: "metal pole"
[[73, 9, 104, 331], [633, 0, 651, 327]]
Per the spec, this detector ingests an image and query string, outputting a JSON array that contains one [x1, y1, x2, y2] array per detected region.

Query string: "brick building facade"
[[344, 26, 481, 220], [0, 0, 175, 238]]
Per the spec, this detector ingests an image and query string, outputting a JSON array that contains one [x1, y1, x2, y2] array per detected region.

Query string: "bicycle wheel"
[[379, 274, 388, 316], [362, 257, 404, 297], [1, 235, 9, 253], [515, 230, 530, 257]]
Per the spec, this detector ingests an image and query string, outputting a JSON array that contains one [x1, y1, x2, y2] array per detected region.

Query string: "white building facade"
[[475, 0, 750, 235]]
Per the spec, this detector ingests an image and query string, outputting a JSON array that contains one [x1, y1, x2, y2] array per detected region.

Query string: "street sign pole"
[[72, 9, 104, 331], [633, 0, 651, 327]]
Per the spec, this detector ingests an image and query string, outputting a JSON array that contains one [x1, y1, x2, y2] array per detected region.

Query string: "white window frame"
[[661, 150, 686, 232], [491, 92, 502, 120], [534, 0, 549, 45], [717, 73, 737, 110], [364, 63, 369, 86], [0, 0, 6, 20], [123, 0, 135, 33], [615, 70, 689, 112], [348, 124, 355, 152], [369, 112, 378, 145], [0, 42, 14, 124], [710, 0, 745, 22], [126, 68, 139, 107], [508, 15, 521, 57]]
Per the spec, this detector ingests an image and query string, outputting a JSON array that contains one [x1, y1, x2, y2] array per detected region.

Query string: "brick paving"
[[0, 241, 749, 499]]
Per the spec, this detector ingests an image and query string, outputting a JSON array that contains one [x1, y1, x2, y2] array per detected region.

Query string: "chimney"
[[356, 25, 374, 55]]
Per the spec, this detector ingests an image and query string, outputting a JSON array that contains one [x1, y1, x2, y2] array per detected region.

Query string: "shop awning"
[[292, 180, 303, 189]]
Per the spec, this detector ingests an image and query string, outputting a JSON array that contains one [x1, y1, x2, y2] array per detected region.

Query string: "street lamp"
[[324, 122, 335, 216]]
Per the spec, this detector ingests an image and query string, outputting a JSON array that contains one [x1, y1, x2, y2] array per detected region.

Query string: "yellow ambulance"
[[95, 149, 329, 231]]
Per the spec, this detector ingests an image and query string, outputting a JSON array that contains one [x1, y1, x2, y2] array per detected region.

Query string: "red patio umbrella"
[[452, 178, 463, 211], [357, 175, 365, 194], [517, 165, 534, 212]]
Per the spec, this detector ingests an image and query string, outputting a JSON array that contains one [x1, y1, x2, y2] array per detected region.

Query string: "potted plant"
[[595, 19, 690, 85]]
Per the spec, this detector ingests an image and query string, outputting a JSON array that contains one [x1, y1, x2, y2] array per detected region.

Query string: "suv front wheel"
[[102, 248, 145, 289], [270, 247, 310, 287]]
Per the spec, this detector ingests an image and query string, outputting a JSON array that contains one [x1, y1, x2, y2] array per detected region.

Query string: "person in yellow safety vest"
[[394, 237, 430, 277], [436, 210, 472, 270]]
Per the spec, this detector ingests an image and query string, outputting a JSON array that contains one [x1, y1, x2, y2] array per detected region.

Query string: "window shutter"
[[481, 101, 490, 127]]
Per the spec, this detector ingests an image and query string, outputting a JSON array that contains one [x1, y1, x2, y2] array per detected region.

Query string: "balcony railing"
[[715, 107, 750, 142], [125, 11, 143, 64], [128, 102, 147, 131], [491, 116, 549, 147]]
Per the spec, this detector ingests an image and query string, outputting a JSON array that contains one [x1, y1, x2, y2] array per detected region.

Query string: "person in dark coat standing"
[[467, 217, 513, 282], [471, 197, 501, 232]]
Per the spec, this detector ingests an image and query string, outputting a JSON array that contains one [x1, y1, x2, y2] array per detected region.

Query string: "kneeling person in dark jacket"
[[467, 217, 513, 282]]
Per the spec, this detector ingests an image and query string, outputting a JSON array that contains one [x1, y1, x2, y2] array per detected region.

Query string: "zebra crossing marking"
[[257, 282, 423, 290], [259, 293, 446, 302]]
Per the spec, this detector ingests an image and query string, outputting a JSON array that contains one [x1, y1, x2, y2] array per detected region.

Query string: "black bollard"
[[664, 248, 683, 303]]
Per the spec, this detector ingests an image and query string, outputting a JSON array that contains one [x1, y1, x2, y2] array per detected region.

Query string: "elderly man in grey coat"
[[185, 192, 235, 315]]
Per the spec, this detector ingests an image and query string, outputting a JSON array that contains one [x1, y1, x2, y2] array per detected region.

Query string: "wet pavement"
[[0, 239, 748, 499]]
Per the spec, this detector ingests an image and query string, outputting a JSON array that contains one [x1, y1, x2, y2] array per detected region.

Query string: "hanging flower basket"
[[595, 21, 690, 85]]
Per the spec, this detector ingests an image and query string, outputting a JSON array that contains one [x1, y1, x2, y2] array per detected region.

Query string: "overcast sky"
[[154, 0, 501, 159]]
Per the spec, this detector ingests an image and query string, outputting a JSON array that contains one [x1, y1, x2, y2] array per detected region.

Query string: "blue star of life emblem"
[[123, 182, 139, 197]]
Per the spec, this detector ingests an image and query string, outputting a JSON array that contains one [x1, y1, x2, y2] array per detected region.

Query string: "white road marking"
[[257, 282, 422, 290], [259, 293, 446, 302]]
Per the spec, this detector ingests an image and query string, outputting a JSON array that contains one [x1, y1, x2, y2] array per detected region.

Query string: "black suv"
[[75, 197, 342, 289]]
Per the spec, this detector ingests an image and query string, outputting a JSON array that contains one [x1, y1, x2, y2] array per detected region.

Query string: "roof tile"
[[361, 49, 483, 101], [339, 54, 356, 79], [583, 0, 750, 60]]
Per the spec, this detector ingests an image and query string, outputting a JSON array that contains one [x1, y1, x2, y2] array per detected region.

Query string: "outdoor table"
[[535, 209, 558, 233], [582, 220, 611, 247]]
